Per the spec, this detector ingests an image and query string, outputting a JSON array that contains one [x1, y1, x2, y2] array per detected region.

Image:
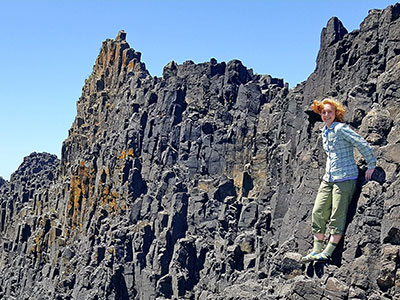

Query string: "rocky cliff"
[[1, 4, 400, 300]]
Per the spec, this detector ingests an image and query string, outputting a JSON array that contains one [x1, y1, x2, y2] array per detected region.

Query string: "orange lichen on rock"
[[67, 161, 94, 235], [119, 150, 127, 160], [29, 232, 45, 259], [103, 185, 110, 196], [128, 60, 135, 69], [119, 148, 134, 160], [99, 184, 125, 214]]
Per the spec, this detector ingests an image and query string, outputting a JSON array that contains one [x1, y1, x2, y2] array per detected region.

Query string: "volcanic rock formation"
[[1, 4, 400, 300]]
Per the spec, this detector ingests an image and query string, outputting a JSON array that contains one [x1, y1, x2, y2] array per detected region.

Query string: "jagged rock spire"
[[115, 30, 127, 41], [82, 30, 149, 97], [320, 17, 348, 49]]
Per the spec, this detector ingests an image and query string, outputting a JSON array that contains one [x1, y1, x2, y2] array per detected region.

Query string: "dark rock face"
[[1, 3, 400, 300]]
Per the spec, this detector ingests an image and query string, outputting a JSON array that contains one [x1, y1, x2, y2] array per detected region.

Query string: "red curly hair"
[[311, 98, 346, 123]]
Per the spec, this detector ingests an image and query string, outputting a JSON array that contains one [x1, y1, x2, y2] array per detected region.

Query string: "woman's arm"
[[365, 168, 375, 180], [340, 125, 377, 173]]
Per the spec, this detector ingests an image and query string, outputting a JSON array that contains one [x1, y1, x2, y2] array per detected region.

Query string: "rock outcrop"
[[1, 3, 399, 300]]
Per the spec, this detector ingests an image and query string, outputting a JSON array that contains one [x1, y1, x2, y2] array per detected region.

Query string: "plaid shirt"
[[322, 122, 376, 182]]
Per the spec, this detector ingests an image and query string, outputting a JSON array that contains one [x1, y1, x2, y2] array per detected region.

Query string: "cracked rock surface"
[[1, 4, 400, 300]]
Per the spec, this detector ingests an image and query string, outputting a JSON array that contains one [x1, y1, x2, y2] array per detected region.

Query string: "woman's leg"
[[329, 234, 343, 244], [302, 181, 333, 261], [314, 180, 356, 260], [312, 181, 333, 236], [328, 180, 357, 235]]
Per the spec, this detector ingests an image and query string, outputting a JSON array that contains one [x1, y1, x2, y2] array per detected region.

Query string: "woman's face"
[[321, 103, 336, 126]]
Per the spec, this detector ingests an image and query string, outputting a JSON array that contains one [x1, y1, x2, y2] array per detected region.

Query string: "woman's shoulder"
[[335, 123, 363, 141], [334, 123, 357, 138], [333, 122, 346, 132]]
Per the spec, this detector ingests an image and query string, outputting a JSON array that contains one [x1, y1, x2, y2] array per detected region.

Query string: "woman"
[[302, 98, 376, 262]]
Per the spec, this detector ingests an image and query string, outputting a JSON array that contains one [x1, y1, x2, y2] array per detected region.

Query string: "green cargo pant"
[[312, 179, 357, 235]]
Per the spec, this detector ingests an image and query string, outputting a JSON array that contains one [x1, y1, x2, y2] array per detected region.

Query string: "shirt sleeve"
[[339, 125, 377, 169]]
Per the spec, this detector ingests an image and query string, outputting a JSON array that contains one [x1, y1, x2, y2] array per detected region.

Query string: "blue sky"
[[0, 0, 398, 180]]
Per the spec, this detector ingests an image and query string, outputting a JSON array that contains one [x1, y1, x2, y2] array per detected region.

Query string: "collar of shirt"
[[322, 121, 340, 134]]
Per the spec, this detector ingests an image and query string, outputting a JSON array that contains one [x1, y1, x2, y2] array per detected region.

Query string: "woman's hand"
[[365, 168, 375, 181]]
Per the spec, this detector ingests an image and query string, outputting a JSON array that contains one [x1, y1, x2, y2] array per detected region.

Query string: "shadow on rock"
[[305, 262, 328, 278]]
